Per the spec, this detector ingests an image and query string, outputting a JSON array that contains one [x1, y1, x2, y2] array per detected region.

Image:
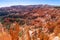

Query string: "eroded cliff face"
[[0, 5, 60, 40], [0, 31, 12, 40], [0, 23, 12, 40]]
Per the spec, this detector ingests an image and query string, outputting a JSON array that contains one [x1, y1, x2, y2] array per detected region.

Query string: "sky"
[[0, 0, 60, 7]]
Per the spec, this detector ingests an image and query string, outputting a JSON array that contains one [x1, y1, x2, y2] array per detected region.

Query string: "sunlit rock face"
[[53, 36, 60, 40], [9, 22, 20, 40], [0, 27, 12, 40], [49, 26, 60, 40], [0, 32, 12, 40], [0, 22, 12, 40]]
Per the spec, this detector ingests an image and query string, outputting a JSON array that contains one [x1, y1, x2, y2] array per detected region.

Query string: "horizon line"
[[0, 4, 60, 8]]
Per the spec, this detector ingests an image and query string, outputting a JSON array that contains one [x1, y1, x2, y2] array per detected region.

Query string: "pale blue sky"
[[0, 0, 60, 7]]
